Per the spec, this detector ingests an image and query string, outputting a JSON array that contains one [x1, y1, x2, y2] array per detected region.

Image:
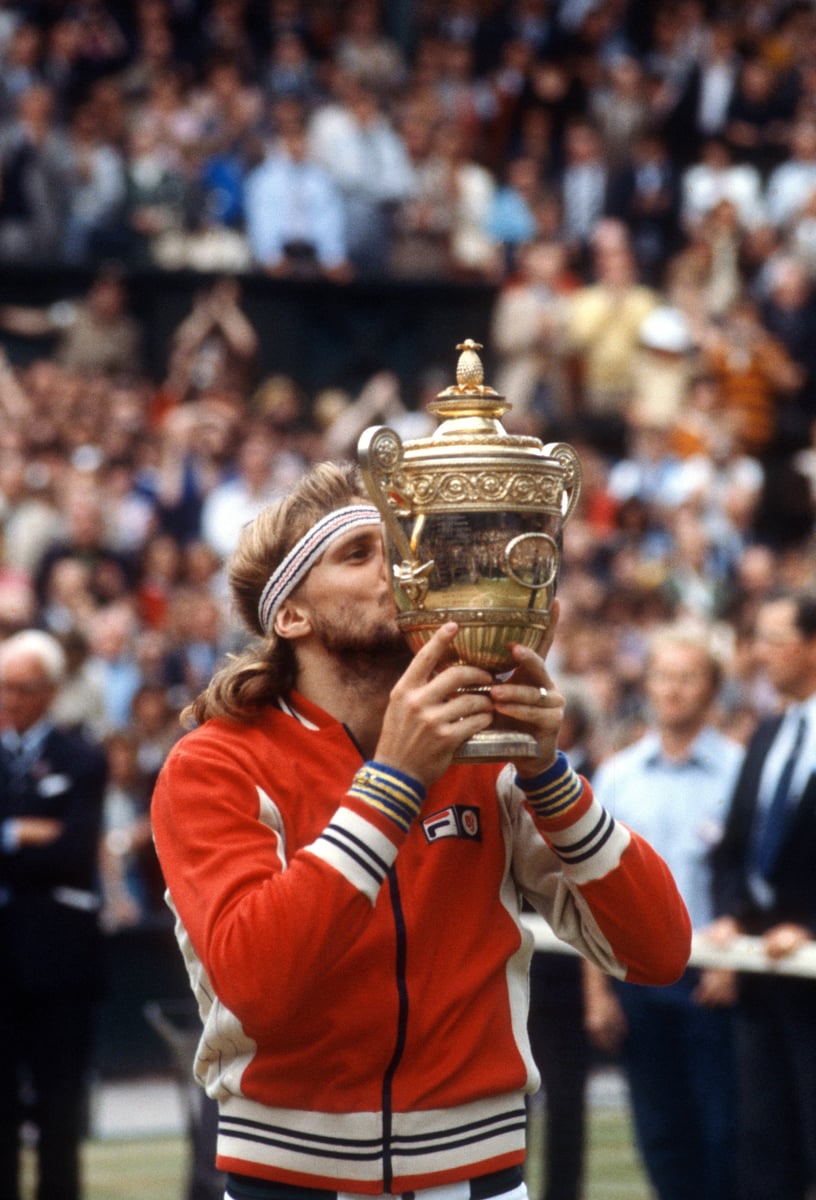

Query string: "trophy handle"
[[357, 425, 416, 565], [541, 442, 582, 523]]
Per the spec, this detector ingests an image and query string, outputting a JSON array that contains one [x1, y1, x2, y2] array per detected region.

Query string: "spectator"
[[0, 82, 70, 263], [489, 236, 574, 430], [244, 102, 351, 280], [0, 435, 62, 579], [61, 98, 127, 264], [665, 17, 742, 166], [34, 481, 136, 616], [558, 117, 610, 271], [389, 107, 455, 279], [71, 0, 129, 80], [148, 395, 241, 544], [564, 221, 660, 453], [333, 0, 408, 98], [759, 254, 816, 451], [263, 29, 319, 106], [84, 601, 143, 732], [700, 292, 804, 456], [607, 130, 683, 285], [120, 121, 189, 265], [308, 76, 416, 276], [0, 264, 144, 377], [424, 118, 498, 279], [129, 680, 182, 783], [99, 729, 154, 931], [161, 276, 259, 403], [200, 422, 305, 562], [681, 135, 765, 236], [41, 18, 86, 121], [526, 687, 596, 1200], [589, 53, 652, 171], [586, 624, 744, 1200], [724, 55, 794, 177], [38, 554, 98, 638], [485, 153, 544, 274], [627, 304, 697, 432], [0, 628, 108, 1200], [50, 626, 108, 737], [136, 531, 183, 631], [163, 584, 228, 704], [765, 116, 816, 232], [191, 52, 264, 171], [115, 12, 179, 106], [0, 20, 44, 118], [710, 591, 816, 1200]]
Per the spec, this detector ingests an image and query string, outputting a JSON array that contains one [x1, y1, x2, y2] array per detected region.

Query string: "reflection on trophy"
[[358, 338, 582, 762]]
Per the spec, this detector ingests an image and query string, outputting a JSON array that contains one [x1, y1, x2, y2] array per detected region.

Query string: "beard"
[[310, 609, 412, 680]]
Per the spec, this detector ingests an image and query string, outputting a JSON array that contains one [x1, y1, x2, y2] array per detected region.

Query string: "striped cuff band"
[[348, 761, 426, 835], [516, 751, 583, 823]]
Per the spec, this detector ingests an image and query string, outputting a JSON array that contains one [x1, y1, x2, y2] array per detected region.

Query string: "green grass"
[[526, 1105, 652, 1200], [22, 1107, 651, 1200]]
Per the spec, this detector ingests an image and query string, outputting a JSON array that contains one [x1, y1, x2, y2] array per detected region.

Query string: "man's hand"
[[693, 968, 737, 1007], [763, 923, 811, 960], [488, 600, 565, 775], [701, 916, 741, 946], [583, 963, 628, 1055], [374, 622, 494, 788]]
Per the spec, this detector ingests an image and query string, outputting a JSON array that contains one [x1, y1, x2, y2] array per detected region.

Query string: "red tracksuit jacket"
[[151, 692, 690, 1193]]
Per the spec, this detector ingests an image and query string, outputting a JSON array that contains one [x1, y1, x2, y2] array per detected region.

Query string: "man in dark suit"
[[0, 629, 107, 1200], [710, 590, 816, 1200]]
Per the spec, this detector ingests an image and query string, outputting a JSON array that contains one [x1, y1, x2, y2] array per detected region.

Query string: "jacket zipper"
[[382, 865, 409, 1192]]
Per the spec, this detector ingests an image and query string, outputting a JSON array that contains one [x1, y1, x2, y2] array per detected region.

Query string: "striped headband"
[[257, 504, 381, 634]]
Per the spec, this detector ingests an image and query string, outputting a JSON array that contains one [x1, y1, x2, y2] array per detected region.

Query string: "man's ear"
[[273, 600, 312, 640]]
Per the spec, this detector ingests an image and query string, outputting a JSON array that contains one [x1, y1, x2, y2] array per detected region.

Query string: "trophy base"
[[453, 730, 542, 763]]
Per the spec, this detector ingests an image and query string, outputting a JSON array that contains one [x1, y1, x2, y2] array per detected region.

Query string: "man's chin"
[[318, 620, 412, 668], [358, 628, 413, 666]]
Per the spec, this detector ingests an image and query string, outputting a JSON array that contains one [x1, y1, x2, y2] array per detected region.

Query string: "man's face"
[[292, 523, 408, 664], [645, 642, 715, 734], [0, 651, 56, 733], [753, 598, 816, 701]]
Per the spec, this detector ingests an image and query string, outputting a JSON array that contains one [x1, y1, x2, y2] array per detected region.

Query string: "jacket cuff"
[[515, 751, 584, 828], [347, 761, 426, 835]]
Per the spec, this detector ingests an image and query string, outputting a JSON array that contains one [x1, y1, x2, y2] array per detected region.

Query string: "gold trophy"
[[358, 338, 582, 762]]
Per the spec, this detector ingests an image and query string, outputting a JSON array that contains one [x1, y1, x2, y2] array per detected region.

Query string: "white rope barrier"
[[523, 914, 816, 979]]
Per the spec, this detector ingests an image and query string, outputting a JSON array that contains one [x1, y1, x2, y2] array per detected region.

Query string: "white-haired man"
[[0, 629, 108, 1200]]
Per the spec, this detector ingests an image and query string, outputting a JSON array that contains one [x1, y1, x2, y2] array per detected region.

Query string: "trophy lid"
[[427, 339, 511, 425]]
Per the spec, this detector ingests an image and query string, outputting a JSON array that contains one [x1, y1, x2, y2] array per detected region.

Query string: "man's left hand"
[[763, 923, 812, 960], [489, 601, 565, 775]]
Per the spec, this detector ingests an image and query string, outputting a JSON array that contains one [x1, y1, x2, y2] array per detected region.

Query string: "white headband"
[[257, 504, 381, 634]]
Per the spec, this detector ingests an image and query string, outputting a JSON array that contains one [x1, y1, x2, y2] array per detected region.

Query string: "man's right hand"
[[374, 623, 494, 788]]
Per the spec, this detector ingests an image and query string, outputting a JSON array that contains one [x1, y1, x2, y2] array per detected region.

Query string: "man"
[[244, 101, 351, 281], [710, 591, 816, 1200], [584, 626, 745, 1200], [0, 262, 144, 376], [0, 629, 108, 1200], [307, 79, 416, 277], [151, 460, 691, 1200], [563, 220, 659, 456]]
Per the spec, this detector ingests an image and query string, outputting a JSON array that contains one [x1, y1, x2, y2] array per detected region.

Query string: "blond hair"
[[183, 460, 365, 726]]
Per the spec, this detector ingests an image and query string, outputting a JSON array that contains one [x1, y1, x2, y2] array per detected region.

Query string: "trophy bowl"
[[358, 339, 581, 762]]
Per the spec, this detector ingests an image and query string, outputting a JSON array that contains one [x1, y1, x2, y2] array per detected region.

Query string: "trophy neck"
[[429, 413, 508, 439], [426, 392, 512, 439]]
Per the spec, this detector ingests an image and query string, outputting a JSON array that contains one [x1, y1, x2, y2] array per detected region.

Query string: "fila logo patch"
[[422, 805, 482, 843]]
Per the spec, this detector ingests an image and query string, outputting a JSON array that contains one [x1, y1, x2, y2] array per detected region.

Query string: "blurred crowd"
[[2, 0, 816, 934], [3, 0, 816, 283]]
